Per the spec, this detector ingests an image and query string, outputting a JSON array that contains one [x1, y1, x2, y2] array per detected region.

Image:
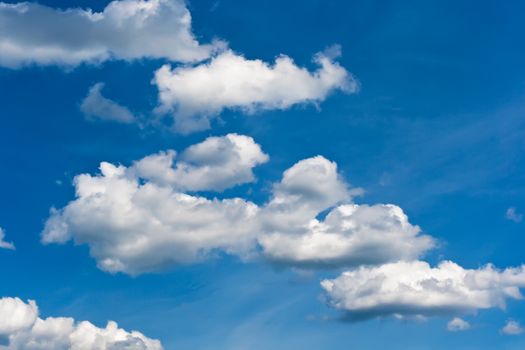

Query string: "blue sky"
[[1, 0, 525, 349]]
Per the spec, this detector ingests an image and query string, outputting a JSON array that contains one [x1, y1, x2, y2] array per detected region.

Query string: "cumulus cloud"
[[505, 207, 523, 223], [153, 47, 357, 133], [259, 204, 434, 268], [80, 83, 136, 124], [41, 134, 433, 275], [130, 133, 269, 191], [0, 297, 37, 336], [501, 320, 524, 335], [0, 228, 15, 250], [447, 317, 471, 332], [0, 0, 219, 68], [321, 260, 525, 321], [0, 297, 163, 349]]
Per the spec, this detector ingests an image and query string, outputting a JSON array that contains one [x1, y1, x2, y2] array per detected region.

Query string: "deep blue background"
[[1, 0, 525, 348]]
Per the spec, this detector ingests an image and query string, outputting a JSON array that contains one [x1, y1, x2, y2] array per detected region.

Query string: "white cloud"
[[153, 47, 357, 133], [81, 83, 136, 124], [0, 297, 162, 349], [501, 320, 524, 335], [130, 133, 269, 191], [0, 298, 37, 336], [259, 204, 434, 268], [505, 207, 523, 223], [321, 260, 525, 320], [0, 0, 220, 68], [0, 227, 15, 250], [447, 317, 471, 332], [41, 135, 433, 275], [43, 177, 259, 274]]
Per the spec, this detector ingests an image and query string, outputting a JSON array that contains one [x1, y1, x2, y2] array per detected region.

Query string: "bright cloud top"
[[153, 48, 357, 133], [41, 134, 433, 275], [321, 260, 525, 320], [0, 0, 219, 68], [130, 133, 269, 191], [0, 297, 162, 349], [0, 227, 15, 250], [81, 83, 136, 124]]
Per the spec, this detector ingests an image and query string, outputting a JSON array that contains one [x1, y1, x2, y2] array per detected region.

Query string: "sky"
[[1, 0, 525, 349]]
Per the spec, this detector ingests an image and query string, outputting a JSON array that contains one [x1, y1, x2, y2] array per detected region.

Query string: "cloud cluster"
[[41, 134, 432, 275], [321, 260, 525, 320], [0, 0, 219, 68], [0, 227, 15, 250], [153, 48, 356, 133], [0, 297, 162, 349], [81, 83, 136, 124], [2, 0, 356, 133]]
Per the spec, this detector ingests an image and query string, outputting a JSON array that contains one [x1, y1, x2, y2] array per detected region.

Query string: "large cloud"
[[0, 297, 162, 349], [0, 0, 219, 68], [153, 48, 357, 133], [321, 260, 525, 320], [41, 134, 433, 275], [0, 227, 15, 250]]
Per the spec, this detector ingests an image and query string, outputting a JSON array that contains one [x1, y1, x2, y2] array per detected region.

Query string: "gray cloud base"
[[0, 0, 218, 68], [322, 260, 525, 321]]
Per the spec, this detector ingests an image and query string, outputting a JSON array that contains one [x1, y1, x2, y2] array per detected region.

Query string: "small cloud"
[[502, 320, 524, 335], [80, 82, 136, 124], [0, 227, 15, 250], [505, 207, 523, 223], [447, 317, 471, 332]]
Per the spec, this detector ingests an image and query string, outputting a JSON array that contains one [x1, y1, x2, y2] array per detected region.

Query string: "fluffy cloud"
[[259, 204, 434, 268], [0, 297, 163, 349], [501, 320, 524, 335], [153, 48, 357, 133], [80, 83, 136, 124], [0, 228, 15, 250], [321, 260, 525, 320], [0, 298, 37, 335], [447, 317, 471, 332], [0, 0, 219, 68], [41, 134, 433, 275], [130, 133, 269, 191]]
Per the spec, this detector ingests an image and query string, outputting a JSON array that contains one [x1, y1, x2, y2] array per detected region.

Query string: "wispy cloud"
[[505, 207, 523, 223]]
